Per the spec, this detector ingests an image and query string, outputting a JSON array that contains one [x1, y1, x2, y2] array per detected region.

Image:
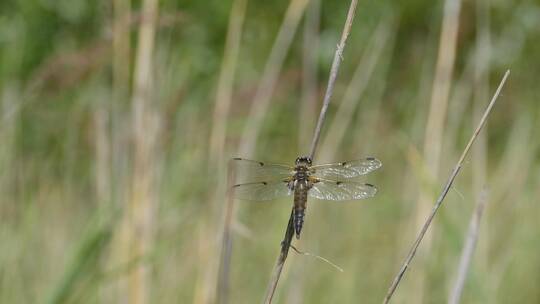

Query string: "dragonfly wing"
[[308, 178, 377, 201], [231, 157, 294, 183], [232, 180, 292, 201], [310, 157, 382, 180]]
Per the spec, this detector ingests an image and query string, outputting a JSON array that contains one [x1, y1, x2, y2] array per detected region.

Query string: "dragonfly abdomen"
[[293, 180, 309, 239]]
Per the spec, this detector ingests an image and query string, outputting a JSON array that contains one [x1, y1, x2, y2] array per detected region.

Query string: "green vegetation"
[[1, 0, 540, 303]]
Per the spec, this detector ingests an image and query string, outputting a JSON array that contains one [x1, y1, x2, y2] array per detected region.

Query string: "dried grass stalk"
[[448, 189, 489, 304], [382, 70, 509, 304]]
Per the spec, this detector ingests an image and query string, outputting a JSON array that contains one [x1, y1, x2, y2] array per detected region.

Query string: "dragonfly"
[[231, 156, 382, 239]]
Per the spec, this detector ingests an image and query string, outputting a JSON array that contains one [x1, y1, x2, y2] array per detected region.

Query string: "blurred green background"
[[1, 0, 540, 303]]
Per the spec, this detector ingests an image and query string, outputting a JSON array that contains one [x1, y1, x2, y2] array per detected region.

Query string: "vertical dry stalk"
[[414, 0, 462, 300], [127, 0, 159, 303], [211, 2, 248, 302], [263, 1, 360, 303], [239, 0, 310, 157], [319, 17, 394, 161], [216, 161, 239, 304], [448, 189, 489, 304], [382, 70, 509, 304], [423, 0, 462, 174]]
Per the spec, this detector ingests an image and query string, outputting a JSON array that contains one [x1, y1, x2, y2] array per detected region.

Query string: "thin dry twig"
[[263, 1, 359, 303], [382, 70, 509, 304], [263, 208, 295, 304], [448, 188, 489, 304]]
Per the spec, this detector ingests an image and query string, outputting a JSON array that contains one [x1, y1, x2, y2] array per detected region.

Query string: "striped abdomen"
[[293, 180, 308, 239]]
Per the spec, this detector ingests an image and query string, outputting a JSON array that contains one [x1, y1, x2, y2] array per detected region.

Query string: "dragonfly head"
[[295, 156, 312, 166]]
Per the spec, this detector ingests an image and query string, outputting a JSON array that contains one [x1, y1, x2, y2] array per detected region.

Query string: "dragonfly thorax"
[[294, 156, 312, 183], [293, 165, 310, 181]]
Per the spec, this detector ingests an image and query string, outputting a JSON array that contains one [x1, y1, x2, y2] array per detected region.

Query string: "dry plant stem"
[[128, 0, 159, 303], [309, 0, 358, 160], [263, 1, 359, 303], [216, 162, 238, 304], [214, 2, 247, 303], [264, 208, 295, 304], [423, 0, 462, 174], [382, 70, 509, 304], [448, 189, 489, 304]]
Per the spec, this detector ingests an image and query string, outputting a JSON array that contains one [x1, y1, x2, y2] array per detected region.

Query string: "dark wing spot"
[[366, 157, 375, 161], [232, 184, 241, 188], [336, 181, 343, 185], [258, 162, 264, 166], [365, 183, 374, 187], [340, 161, 347, 166], [233, 157, 242, 160], [262, 181, 267, 185]]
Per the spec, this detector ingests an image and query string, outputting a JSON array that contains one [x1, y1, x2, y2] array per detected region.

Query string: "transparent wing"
[[231, 157, 294, 184], [310, 157, 382, 180], [232, 180, 292, 201], [308, 178, 377, 201]]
